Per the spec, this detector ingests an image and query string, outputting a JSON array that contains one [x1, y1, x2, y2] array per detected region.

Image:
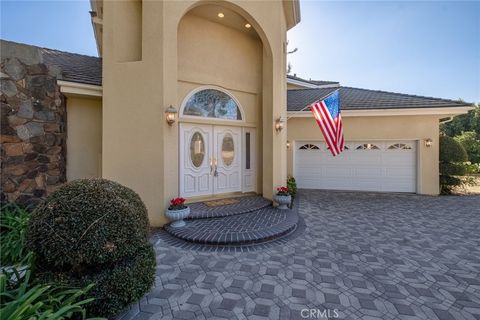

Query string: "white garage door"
[[294, 141, 417, 193]]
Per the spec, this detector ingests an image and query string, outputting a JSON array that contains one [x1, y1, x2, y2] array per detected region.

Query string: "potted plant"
[[274, 186, 291, 210], [165, 197, 190, 228]]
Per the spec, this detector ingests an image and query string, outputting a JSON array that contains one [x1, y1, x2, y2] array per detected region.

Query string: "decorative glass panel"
[[327, 145, 349, 150], [356, 143, 380, 150], [190, 132, 205, 168], [387, 143, 412, 150], [245, 132, 251, 170], [299, 144, 320, 150], [183, 89, 242, 120], [222, 133, 235, 166]]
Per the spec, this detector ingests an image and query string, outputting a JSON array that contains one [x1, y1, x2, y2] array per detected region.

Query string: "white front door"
[[180, 124, 213, 198], [213, 126, 242, 194], [180, 124, 243, 197]]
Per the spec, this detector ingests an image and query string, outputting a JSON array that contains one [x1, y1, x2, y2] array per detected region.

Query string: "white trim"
[[287, 77, 340, 89], [287, 78, 319, 89], [58, 80, 102, 98], [179, 85, 246, 123], [287, 106, 473, 118]]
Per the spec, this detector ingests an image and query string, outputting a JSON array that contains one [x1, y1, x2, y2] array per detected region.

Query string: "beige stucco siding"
[[287, 115, 440, 195], [66, 97, 102, 181], [178, 14, 263, 94]]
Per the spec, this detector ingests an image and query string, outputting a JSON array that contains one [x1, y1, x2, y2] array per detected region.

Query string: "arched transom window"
[[183, 89, 243, 121]]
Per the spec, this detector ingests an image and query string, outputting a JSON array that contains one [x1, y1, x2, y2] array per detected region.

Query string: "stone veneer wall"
[[1, 41, 66, 207]]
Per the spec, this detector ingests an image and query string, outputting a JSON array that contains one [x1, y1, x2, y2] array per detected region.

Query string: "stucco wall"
[[102, 0, 288, 226], [178, 14, 263, 94], [287, 115, 440, 195], [66, 97, 102, 181]]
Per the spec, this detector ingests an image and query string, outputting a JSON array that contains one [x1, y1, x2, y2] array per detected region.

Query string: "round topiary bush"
[[26, 178, 156, 317], [27, 178, 150, 268], [37, 244, 156, 317]]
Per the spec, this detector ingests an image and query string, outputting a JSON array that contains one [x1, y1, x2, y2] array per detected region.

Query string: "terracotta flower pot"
[[274, 194, 291, 210], [165, 206, 190, 228]]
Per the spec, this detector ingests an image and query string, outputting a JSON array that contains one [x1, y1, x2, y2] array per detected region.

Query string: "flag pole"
[[286, 89, 339, 121]]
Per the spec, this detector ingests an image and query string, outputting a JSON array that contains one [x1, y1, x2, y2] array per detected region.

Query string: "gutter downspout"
[[440, 116, 454, 124]]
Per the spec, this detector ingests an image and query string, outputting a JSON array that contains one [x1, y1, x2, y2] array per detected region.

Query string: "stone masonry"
[[1, 41, 66, 207]]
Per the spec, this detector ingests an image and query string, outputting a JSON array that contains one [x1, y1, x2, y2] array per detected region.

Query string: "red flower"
[[170, 197, 186, 206], [276, 186, 289, 195], [169, 197, 187, 210]]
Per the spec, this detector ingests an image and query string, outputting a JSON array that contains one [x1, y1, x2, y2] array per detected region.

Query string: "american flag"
[[310, 90, 344, 156]]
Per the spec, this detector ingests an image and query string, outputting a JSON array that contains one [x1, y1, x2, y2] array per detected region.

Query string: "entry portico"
[[98, 0, 300, 226]]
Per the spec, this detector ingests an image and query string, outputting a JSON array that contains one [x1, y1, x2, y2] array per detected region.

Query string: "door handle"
[[213, 158, 218, 177]]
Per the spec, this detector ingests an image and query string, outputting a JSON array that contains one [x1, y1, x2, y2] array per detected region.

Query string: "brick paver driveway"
[[120, 190, 480, 320]]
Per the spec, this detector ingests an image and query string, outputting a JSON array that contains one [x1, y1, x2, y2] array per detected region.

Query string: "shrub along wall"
[[1, 40, 66, 207]]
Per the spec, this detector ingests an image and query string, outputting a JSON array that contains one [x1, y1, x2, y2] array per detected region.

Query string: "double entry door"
[[180, 123, 242, 198]]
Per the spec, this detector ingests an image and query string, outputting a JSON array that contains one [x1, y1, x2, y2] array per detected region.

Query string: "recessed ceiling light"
[[245, 23, 251, 28], [217, 12, 224, 18]]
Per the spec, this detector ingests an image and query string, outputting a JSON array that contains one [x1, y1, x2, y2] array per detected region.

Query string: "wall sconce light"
[[424, 138, 433, 148], [286, 141, 291, 149], [275, 117, 286, 132], [165, 105, 177, 125]]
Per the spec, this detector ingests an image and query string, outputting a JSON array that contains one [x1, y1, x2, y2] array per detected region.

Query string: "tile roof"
[[41, 48, 102, 86], [3, 41, 471, 110], [287, 87, 472, 111]]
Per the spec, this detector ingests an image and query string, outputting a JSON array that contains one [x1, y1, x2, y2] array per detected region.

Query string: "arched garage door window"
[[182, 87, 244, 121]]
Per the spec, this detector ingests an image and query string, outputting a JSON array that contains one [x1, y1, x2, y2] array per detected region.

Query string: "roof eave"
[[287, 105, 474, 118], [90, 0, 103, 57], [283, 0, 301, 30], [58, 80, 103, 98]]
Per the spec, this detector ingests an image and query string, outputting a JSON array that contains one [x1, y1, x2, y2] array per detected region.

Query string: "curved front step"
[[187, 196, 272, 219], [165, 204, 299, 245]]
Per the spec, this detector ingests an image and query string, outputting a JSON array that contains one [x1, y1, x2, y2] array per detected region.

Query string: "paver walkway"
[[118, 190, 480, 320]]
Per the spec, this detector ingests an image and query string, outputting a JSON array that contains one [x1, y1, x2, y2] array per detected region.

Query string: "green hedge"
[[27, 179, 150, 268], [440, 136, 468, 163], [439, 136, 469, 194]]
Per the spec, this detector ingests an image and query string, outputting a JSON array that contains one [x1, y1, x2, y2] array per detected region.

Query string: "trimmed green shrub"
[[27, 179, 150, 268], [440, 135, 468, 163], [454, 131, 480, 164], [439, 136, 469, 194], [1, 205, 30, 265], [26, 178, 156, 318], [36, 244, 156, 318]]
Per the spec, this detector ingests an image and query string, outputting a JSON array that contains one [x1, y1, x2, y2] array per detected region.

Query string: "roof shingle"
[[41, 48, 102, 86], [287, 87, 472, 111]]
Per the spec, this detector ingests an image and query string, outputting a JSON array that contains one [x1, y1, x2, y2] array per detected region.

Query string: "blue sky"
[[1, 0, 479, 103], [288, 1, 480, 103]]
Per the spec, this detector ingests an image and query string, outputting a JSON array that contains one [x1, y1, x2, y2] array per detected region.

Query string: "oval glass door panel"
[[190, 132, 205, 168], [222, 133, 235, 166]]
